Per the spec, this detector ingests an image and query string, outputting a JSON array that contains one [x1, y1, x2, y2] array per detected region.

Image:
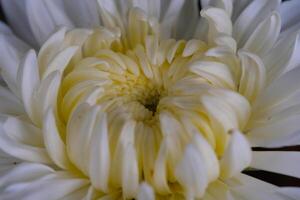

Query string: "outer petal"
[[280, 0, 300, 33], [0, 33, 29, 96], [26, 0, 74, 45], [251, 151, 300, 179], [233, 0, 280, 47], [63, 0, 100, 28], [0, 172, 89, 200], [1, 0, 38, 47], [243, 11, 281, 57]]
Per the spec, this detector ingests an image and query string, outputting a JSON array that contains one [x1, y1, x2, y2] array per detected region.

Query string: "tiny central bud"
[[143, 94, 160, 114]]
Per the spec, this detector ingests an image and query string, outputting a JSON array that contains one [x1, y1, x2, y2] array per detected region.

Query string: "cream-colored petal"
[[66, 103, 99, 175], [175, 144, 208, 199], [89, 111, 110, 192], [220, 130, 252, 179]]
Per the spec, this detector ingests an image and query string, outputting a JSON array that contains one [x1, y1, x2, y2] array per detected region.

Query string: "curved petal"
[[17, 49, 40, 122], [243, 11, 281, 57], [233, 0, 280, 47], [43, 108, 71, 169], [137, 182, 155, 200], [1, 0, 38, 47], [26, 0, 74, 45], [220, 130, 252, 179]]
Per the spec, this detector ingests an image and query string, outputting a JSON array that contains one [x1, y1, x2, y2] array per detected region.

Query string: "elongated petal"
[[251, 151, 300, 179], [243, 11, 281, 57], [122, 144, 139, 199], [67, 103, 100, 174], [43, 108, 71, 169], [280, 0, 300, 32], [263, 31, 300, 84], [238, 50, 266, 102], [175, 144, 208, 199], [0, 34, 29, 96], [220, 130, 252, 179], [1, 0, 38, 47], [0, 163, 54, 188], [0, 172, 88, 200], [201, 7, 232, 44], [17, 49, 40, 122], [0, 121, 51, 164], [89, 111, 110, 192], [233, 0, 280, 47], [26, 0, 73, 45]]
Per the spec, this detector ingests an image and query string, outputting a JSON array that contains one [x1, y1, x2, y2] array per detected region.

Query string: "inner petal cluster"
[[41, 21, 252, 198]]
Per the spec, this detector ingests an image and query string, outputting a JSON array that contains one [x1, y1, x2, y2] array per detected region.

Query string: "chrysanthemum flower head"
[[0, 0, 300, 199]]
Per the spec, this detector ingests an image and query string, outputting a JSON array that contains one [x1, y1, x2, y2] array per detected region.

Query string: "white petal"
[[17, 49, 40, 122], [280, 0, 300, 32], [247, 115, 300, 148], [0, 172, 88, 200], [160, 0, 185, 39], [230, 173, 283, 200], [88, 111, 110, 192], [43, 108, 71, 169], [0, 121, 51, 164], [175, 0, 199, 39], [153, 139, 171, 194], [175, 144, 208, 199], [192, 134, 220, 183], [254, 66, 300, 115], [26, 0, 74, 45], [251, 151, 300, 179], [137, 182, 155, 200], [3, 117, 43, 147], [0, 34, 29, 96], [238, 50, 266, 102], [263, 31, 300, 84], [220, 130, 252, 179], [0, 86, 24, 115], [1, 0, 38, 47], [277, 187, 300, 200], [38, 27, 67, 76], [42, 46, 78, 79], [0, 163, 54, 188], [233, 0, 280, 47], [243, 11, 281, 57], [201, 7, 232, 44], [201, 0, 233, 16], [63, 0, 100, 28], [35, 71, 61, 125]]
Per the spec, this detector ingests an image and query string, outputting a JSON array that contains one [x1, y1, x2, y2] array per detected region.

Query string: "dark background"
[[0, 0, 299, 187]]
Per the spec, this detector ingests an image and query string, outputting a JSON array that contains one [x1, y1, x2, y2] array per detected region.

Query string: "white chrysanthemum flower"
[[0, 0, 300, 199]]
